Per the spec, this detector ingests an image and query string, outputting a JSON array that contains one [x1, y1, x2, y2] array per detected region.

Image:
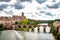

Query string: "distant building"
[[53, 21, 60, 33], [0, 12, 26, 29], [53, 21, 60, 27], [0, 12, 26, 24]]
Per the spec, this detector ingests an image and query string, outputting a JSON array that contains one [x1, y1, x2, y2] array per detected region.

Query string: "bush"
[[51, 26, 57, 36], [57, 33, 60, 39], [0, 28, 3, 31], [0, 24, 3, 31], [0, 24, 3, 28], [15, 21, 18, 24], [29, 26, 32, 28], [21, 28, 29, 31]]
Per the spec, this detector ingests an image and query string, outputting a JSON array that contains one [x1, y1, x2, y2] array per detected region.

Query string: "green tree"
[[20, 19, 28, 24], [15, 21, 19, 24], [0, 24, 3, 31], [51, 26, 57, 36], [48, 21, 57, 36], [48, 21, 54, 26], [30, 20, 38, 25], [57, 33, 60, 39], [0, 24, 3, 28], [55, 19, 60, 21]]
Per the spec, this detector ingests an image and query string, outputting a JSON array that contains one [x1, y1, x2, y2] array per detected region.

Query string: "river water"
[[0, 30, 55, 40]]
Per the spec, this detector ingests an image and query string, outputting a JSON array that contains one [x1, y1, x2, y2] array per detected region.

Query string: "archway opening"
[[18, 26, 21, 28], [23, 26, 26, 28]]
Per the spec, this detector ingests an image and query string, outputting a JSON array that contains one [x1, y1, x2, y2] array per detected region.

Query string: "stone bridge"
[[3, 23, 59, 33]]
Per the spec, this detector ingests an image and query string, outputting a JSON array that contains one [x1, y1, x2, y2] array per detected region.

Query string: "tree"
[[51, 26, 57, 36], [30, 20, 38, 25], [55, 19, 60, 21], [48, 21, 54, 26], [15, 21, 19, 24], [0, 24, 3, 28], [20, 19, 28, 24]]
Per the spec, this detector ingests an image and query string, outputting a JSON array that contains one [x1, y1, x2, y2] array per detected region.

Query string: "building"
[[53, 21, 60, 33], [53, 21, 60, 27], [0, 12, 26, 24], [0, 12, 26, 29]]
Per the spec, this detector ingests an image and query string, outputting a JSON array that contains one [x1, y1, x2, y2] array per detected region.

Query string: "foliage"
[[0, 24, 3, 28], [15, 19, 38, 25], [0, 24, 3, 31], [48, 21, 57, 36], [33, 20, 38, 25], [21, 28, 29, 31], [20, 19, 28, 24], [55, 19, 60, 21], [29, 26, 32, 28], [48, 21, 54, 26], [15, 21, 19, 24], [51, 26, 57, 36], [57, 33, 60, 39], [39, 20, 54, 23]]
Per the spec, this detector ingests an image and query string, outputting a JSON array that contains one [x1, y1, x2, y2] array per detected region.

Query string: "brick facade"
[[0, 12, 26, 29], [53, 21, 60, 33]]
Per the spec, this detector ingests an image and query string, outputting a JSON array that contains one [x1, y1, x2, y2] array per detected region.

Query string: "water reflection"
[[0, 31, 1, 35], [45, 26, 51, 33], [33, 26, 51, 33], [39, 26, 44, 33], [0, 30, 18, 40], [0, 30, 55, 40]]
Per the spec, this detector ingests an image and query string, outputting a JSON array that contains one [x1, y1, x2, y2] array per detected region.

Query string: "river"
[[0, 30, 55, 40]]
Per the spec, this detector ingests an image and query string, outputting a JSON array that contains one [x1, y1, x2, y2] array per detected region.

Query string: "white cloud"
[[0, 0, 17, 5], [3, 6, 12, 12], [0, 11, 12, 17], [0, 0, 60, 20]]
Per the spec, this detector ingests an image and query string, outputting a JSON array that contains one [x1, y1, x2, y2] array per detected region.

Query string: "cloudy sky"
[[0, 0, 60, 20]]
